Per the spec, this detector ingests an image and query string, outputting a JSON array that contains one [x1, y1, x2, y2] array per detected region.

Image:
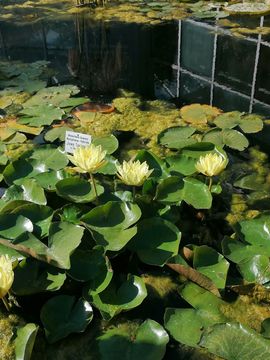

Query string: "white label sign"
[[65, 131, 92, 154]]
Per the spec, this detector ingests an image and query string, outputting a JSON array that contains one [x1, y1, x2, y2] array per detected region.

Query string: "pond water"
[[2, 5, 270, 360], [1, 13, 270, 115]]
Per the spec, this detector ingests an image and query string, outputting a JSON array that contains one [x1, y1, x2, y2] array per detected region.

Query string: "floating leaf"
[[19, 105, 64, 127], [12, 258, 66, 295], [23, 85, 80, 107], [27, 145, 68, 170], [239, 114, 264, 133], [2, 179, 47, 205], [180, 104, 221, 125], [35, 170, 70, 191], [3, 158, 44, 186], [193, 245, 230, 289], [155, 176, 212, 209], [200, 323, 270, 360], [128, 217, 181, 266], [97, 319, 169, 360], [47, 222, 84, 269], [92, 274, 147, 320], [15, 323, 39, 360], [224, 3, 270, 15], [10, 203, 53, 238], [56, 177, 104, 203], [0, 214, 33, 240], [41, 295, 93, 343], [214, 111, 242, 129], [158, 126, 197, 149], [82, 201, 141, 251], [92, 134, 119, 154]]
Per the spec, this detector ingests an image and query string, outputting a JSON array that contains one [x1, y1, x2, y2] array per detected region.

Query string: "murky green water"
[[1, 13, 270, 114]]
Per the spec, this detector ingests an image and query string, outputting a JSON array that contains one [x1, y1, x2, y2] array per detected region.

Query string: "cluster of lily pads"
[[2, 0, 270, 26], [1, 60, 270, 360]]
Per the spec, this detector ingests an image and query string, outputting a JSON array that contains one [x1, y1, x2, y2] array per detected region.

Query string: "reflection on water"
[[0, 14, 270, 115]]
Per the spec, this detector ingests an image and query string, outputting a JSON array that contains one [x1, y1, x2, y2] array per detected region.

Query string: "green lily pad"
[[200, 322, 270, 360], [28, 145, 68, 171], [166, 154, 197, 176], [3, 158, 46, 186], [128, 217, 181, 266], [56, 177, 104, 203], [23, 85, 80, 107], [2, 179, 47, 205], [10, 203, 53, 238], [214, 112, 263, 134], [68, 246, 111, 283], [41, 295, 93, 343], [92, 134, 119, 154], [19, 105, 64, 127], [97, 319, 169, 360], [92, 274, 147, 320], [193, 245, 230, 289], [35, 170, 70, 191], [15, 323, 39, 360], [224, 3, 270, 15], [12, 258, 66, 295], [81, 201, 141, 251], [158, 126, 197, 149], [237, 214, 270, 252], [155, 176, 212, 209], [0, 214, 33, 240], [44, 126, 71, 143], [47, 222, 84, 269]]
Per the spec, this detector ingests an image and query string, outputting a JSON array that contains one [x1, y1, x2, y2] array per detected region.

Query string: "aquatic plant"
[[1, 59, 270, 360]]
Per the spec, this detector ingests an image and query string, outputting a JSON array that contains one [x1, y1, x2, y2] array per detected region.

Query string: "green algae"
[[221, 292, 270, 332], [0, 309, 22, 360], [75, 91, 183, 158]]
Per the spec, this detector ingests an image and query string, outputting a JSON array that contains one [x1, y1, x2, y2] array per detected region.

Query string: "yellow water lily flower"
[[0, 255, 14, 299], [67, 144, 107, 174], [116, 159, 153, 186], [195, 153, 227, 177]]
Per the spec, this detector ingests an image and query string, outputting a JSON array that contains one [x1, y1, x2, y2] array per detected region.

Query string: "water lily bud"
[[116, 159, 153, 186], [0, 255, 14, 299], [195, 153, 227, 177], [67, 144, 107, 174]]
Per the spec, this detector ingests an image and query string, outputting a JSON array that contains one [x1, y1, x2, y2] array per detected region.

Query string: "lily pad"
[[41, 295, 93, 343], [200, 322, 270, 360], [19, 105, 64, 127], [15, 323, 39, 360], [180, 104, 221, 125], [155, 176, 212, 209], [97, 319, 169, 360], [56, 177, 104, 203], [158, 126, 197, 149], [2, 179, 47, 205], [91, 274, 147, 320], [12, 258, 66, 295], [81, 201, 141, 251], [128, 217, 181, 266]]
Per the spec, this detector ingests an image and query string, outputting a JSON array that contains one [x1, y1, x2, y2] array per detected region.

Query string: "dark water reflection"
[[0, 14, 270, 115]]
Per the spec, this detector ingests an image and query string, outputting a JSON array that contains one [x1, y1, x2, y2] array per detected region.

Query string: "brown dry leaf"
[[166, 262, 221, 297]]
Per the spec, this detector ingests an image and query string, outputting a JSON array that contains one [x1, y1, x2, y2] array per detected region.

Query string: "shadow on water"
[[0, 13, 270, 115]]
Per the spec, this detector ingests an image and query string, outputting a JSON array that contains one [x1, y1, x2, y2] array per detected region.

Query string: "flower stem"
[[208, 177, 213, 191], [90, 173, 99, 204], [2, 296, 10, 312]]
